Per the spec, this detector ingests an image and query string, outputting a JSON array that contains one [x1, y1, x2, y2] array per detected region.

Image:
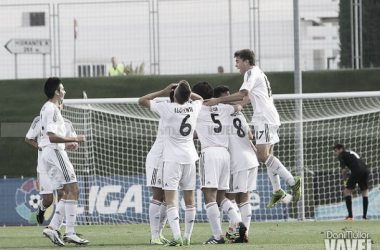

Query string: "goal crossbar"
[[63, 91, 380, 104], [61, 91, 380, 223]]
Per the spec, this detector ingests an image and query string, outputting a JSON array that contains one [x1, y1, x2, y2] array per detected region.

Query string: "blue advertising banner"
[[313, 171, 380, 221], [314, 186, 380, 220], [0, 173, 290, 226]]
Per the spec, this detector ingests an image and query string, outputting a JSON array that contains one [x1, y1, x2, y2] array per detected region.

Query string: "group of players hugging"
[[139, 49, 302, 246]]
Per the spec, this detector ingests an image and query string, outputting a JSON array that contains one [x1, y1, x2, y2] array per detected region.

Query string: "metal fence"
[[0, 0, 377, 79]]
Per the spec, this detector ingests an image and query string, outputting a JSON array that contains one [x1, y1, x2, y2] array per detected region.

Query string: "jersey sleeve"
[[192, 100, 203, 114], [65, 120, 77, 137], [25, 117, 40, 139], [45, 107, 59, 134], [150, 100, 168, 117], [239, 70, 255, 92], [224, 104, 236, 114]]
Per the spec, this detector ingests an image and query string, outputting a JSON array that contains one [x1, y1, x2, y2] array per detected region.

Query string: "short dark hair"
[[192, 81, 213, 99], [213, 85, 230, 98], [333, 144, 345, 151], [234, 49, 255, 66], [44, 77, 62, 99], [169, 85, 177, 103], [175, 80, 191, 104]]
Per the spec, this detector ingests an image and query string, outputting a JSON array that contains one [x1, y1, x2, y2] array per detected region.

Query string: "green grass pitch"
[[0, 221, 378, 250]]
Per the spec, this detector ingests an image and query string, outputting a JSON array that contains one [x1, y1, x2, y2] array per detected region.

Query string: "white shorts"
[[199, 147, 230, 190], [162, 161, 196, 191], [37, 171, 54, 195], [227, 167, 258, 193], [146, 156, 164, 188], [42, 147, 77, 190], [253, 123, 280, 145]]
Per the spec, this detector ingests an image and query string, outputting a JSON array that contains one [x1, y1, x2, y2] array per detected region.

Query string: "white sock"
[[221, 198, 241, 227], [231, 200, 240, 219], [219, 206, 223, 225], [158, 202, 167, 236], [239, 202, 252, 235], [184, 205, 195, 240], [166, 205, 181, 239], [149, 199, 161, 239], [229, 200, 240, 229], [49, 199, 66, 230], [65, 200, 78, 235], [267, 167, 282, 193], [57, 216, 65, 231], [206, 202, 222, 239], [265, 155, 295, 186], [56, 199, 66, 231]]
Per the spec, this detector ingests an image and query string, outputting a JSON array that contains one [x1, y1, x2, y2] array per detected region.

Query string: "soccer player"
[[139, 81, 203, 246], [39, 77, 88, 246], [204, 49, 301, 208], [192, 82, 245, 244], [214, 85, 259, 242], [25, 102, 79, 226], [146, 89, 176, 245], [25, 115, 64, 225], [333, 144, 370, 220]]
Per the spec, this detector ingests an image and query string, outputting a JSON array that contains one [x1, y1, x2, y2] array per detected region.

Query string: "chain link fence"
[[0, 0, 378, 79]]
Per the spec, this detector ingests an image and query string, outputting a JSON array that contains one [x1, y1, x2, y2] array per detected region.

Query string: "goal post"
[[62, 91, 380, 224]]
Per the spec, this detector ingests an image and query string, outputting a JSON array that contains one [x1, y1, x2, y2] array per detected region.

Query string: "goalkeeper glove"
[[343, 180, 347, 188]]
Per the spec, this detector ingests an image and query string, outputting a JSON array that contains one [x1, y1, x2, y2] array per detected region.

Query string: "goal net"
[[62, 92, 380, 224]]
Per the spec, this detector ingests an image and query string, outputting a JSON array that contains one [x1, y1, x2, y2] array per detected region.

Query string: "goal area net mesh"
[[62, 92, 380, 224]]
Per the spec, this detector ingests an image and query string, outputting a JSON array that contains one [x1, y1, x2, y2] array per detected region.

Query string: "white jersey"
[[38, 101, 66, 150], [150, 100, 202, 164], [26, 116, 43, 172], [229, 112, 259, 173], [63, 118, 78, 137], [27, 115, 77, 172], [196, 104, 235, 149], [239, 66, 281, 125], [146, 118, 164, 164]]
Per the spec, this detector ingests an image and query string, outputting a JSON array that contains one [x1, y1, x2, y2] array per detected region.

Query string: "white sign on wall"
[[4, 39, 51, 54]]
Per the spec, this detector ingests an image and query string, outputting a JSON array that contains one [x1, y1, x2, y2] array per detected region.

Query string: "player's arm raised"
[[230, 96, 251, 106], [204, 89, 248, 106], [190, 92, 204, 104], [139, 83, 178, 108]]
